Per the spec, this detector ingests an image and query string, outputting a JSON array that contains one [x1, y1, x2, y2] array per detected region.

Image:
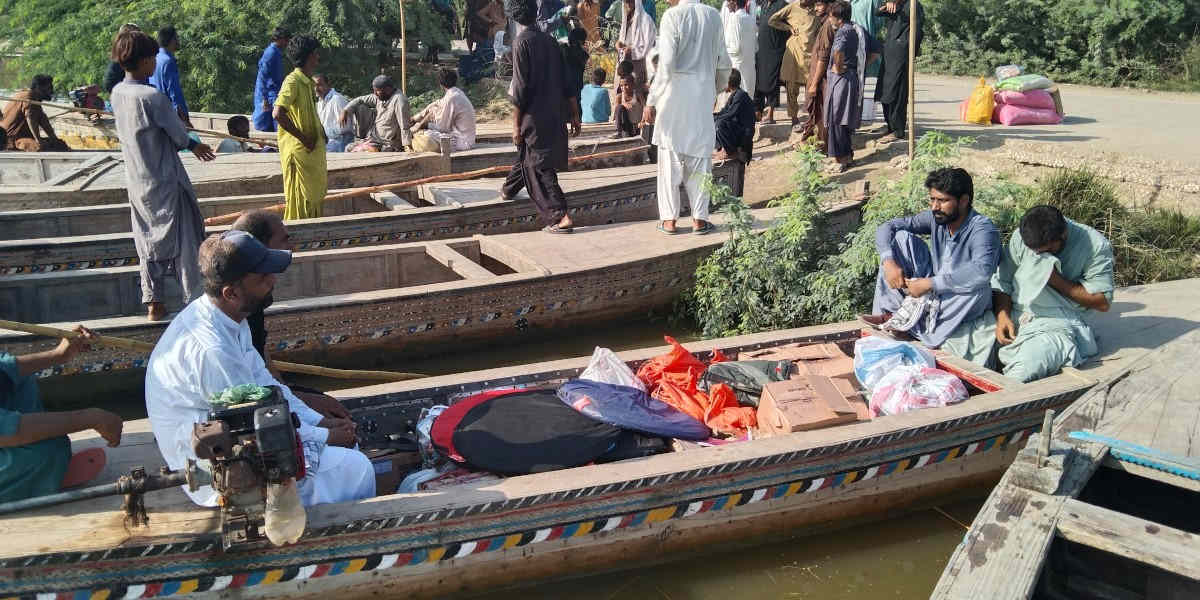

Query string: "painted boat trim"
[[0, 424, 1038, 598]]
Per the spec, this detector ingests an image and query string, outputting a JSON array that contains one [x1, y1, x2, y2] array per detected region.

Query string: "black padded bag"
[[452, 389, 625, 474]]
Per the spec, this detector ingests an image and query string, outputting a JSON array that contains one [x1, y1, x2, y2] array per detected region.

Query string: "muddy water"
[[480, 497, 983, 600]]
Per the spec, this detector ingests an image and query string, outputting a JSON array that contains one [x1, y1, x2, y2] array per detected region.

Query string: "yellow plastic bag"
[[964, 77, 994, 125]]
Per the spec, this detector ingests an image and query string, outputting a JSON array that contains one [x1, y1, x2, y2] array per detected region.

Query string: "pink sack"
[[992, 103, 1062, 126], [869, 366, 967, 417], [994, 89, 1056, 111]]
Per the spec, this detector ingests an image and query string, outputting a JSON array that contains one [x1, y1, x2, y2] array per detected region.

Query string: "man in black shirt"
[[229, 209, 350, 419]]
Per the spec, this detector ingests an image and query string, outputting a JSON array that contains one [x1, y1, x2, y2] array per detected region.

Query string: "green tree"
[[0, 0, 453, 112]]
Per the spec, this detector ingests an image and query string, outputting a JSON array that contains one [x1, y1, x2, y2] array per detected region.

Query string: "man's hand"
[[297, 391, 351, 419], [192, 143, 216, 161], [512, 130, 523, 147], [642, 105, 657, 126], [905, 277, 933, 298], [571, 119, 582, 137], [995, 310, 1017, 345], [881, 258, 905, 290], [883, 2, 897, 12], [338, 109, 350, 126], [320, 418, 357, 447], [262, 100, 270, 112], [302, 135, 317, 152], [53, 325, 95, 363], [88, 408, 124, 447]]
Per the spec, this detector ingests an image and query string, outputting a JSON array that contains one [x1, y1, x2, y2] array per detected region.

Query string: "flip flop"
[[542, 224, 572, 234], [61, 447, 107, 489], [657, 224, 680, 235], [694, 222, 715, 235]]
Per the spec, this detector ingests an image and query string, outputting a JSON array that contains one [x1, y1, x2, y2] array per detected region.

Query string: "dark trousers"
[[754, 86, 780, 114], [502, 144, 568, 225], [883, 84, 910, 136], [615, 105, 640, 137]]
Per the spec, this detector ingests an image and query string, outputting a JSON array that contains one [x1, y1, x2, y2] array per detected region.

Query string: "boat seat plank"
[[425, 243, 495, 280], [1056, 498, 1200, 581]]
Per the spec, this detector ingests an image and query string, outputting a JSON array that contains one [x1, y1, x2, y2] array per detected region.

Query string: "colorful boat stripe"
[[11, 426, 1035, 599]]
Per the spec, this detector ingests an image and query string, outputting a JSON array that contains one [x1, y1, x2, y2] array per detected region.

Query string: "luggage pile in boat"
[[363, 334, 984, 495]]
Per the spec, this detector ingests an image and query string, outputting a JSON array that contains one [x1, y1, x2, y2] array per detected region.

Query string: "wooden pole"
[[0, 96, 279, 148], [906, 0, 917, 161], [204, 144, 652, 226], [0, 319, 426, 382], [400, 0, 408, 96]]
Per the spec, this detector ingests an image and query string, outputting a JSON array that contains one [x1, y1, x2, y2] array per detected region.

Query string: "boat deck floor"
[[1, 278, 1196, 560]]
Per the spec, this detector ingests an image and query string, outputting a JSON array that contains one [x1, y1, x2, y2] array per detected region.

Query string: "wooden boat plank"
[[1056, 498, 1200, 581], [425, 243, 496, 280], [933, 326, 1200, 600]]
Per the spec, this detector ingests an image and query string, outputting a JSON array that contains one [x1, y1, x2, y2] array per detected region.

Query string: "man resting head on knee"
[[144, 231, 374, 507]]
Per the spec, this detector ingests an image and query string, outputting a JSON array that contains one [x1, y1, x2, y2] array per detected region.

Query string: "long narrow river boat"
[[0, 277, 1193, 599]]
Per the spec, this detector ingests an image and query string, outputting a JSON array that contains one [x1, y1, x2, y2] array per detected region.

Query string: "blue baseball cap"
[[219, 230, 292, 276]]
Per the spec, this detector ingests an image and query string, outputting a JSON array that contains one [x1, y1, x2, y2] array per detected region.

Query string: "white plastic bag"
[[869, 366, 968, 416], [579, 346, 646, 392], [852, 337, 936, 389], [415, 405, 448, 466]]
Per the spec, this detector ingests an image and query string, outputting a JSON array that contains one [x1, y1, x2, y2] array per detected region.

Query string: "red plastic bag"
[[637, 336, 709, 392], [703, 383, 758, 433], [652, 381, 707, 423]]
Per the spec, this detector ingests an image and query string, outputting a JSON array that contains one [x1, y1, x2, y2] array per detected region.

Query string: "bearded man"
[[871, 167, 1001, 365], [144, 231, 374, 508]]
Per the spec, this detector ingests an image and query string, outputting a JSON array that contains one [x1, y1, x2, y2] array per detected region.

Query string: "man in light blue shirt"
[[580, 68, 612, 123], [872, 167, 1002, 364], [149, 25, 190, 126]]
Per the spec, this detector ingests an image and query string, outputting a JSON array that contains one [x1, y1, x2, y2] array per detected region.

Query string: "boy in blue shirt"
[[580, 68, 612, 124]]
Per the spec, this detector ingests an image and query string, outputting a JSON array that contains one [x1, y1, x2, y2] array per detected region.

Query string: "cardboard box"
[[832, 377, 872, 421], [369, 450, 422, 495], [745, 342, 848, 362], [794, 355, 855, 381], [757, 376, 858, 435]]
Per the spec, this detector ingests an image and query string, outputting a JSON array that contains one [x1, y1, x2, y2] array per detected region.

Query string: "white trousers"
[[298, 444, 377, 506], [656, 147, 712, 221]]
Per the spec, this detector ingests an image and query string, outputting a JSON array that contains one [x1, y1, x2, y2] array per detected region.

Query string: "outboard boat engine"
[[192, 385, 307, 548]]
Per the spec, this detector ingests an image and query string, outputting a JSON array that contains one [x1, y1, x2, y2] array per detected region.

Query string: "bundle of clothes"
[[384, 335, 971, 495], [960, 65, 1065, 127]]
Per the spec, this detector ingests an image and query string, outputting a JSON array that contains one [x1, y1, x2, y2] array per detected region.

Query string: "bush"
[[918, 0, 1200, 88], [684, 133, 1200, 337]]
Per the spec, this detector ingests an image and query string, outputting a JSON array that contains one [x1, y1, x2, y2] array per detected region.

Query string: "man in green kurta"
[[274, 35, 328, 220], [990, 205, 1115, 382], [0, 327, 123, 503]]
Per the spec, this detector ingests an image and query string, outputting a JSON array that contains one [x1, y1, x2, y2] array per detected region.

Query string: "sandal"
[[694, 222, 715, 235], [542, 224, 573, 234], [658, 223, 680, 235]]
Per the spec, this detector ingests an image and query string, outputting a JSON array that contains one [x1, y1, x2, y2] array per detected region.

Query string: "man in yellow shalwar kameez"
[[273, 35, 327, 220]]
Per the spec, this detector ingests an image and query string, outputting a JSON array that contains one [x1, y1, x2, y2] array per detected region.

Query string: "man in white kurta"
[[145, 231, 375, 507], [723, 0, 758, 95], [646, 0, 733, 234]]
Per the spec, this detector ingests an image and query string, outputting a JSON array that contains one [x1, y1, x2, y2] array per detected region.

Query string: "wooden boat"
[[0, 162, 722, 276], [1, 278, 1192, 599], [0, 200, 847, 374], [932, 316, 1200, 598], [0, 152, 117, 186], [0, 136, 645, 211], [51, 110, 620, 149]]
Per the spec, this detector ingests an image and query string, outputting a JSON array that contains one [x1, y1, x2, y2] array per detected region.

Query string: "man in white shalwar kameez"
[[646, 0, 732, 234], [724, 0, 758, 95]]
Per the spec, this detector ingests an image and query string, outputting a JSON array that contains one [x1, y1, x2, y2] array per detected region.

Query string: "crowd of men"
[[0, 0, 1120, 511]]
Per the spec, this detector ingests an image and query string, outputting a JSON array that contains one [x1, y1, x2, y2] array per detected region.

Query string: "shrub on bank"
[[917, 0, 1200, 90], [683, 133, 1200, 337]]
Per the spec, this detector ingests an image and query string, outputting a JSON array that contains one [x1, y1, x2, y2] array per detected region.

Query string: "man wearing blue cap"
[[144, 231, 375, 507]]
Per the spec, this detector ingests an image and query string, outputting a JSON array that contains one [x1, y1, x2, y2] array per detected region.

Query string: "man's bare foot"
[[557, 215, 574, 229], [147, 302, 167, 321]]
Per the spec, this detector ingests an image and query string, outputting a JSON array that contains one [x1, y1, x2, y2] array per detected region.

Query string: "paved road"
[[905, 74, 1200, 164]]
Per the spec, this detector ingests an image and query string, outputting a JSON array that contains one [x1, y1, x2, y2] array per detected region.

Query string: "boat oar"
[[0, 95, 278, 148], [0, 319, 425, 383], [204, 143, 652, 226]]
